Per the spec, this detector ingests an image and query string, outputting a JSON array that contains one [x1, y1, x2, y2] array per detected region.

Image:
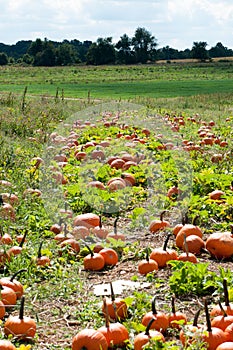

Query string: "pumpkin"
[[59, 238, 80, 253], [175, 217, 203, 249], [149, 211, 170, 233], [209, 190, 225, 200], [0, 268, 26, 299], [73, 213, 100, 229], [141, 296, 169, 333], [0, 340, 16, 350], [0, 299, 6, 319], [92, 216, 109, 239], [211, 300, 233, 331], [224, 323, 233, 342], [54, 222, 74, 243], [201, 298, 227, 350], [134, 317, 165, 350], [99, 248, 118, 266], [167, 183, 181, 200], [72, 225, 90, 239], [168, 295, 187, 329], [0, 284, 17, 307], [150, 233, 178, 268], [138, 248, 158, 275], [36, 242, 51, 266], [216, 343, 233, 350], [72, 328, 108, 350], [206, 229, 233, 260], [211, 279, 233, 317], [102, 282, 128, 320], [179, 309, 202, 346], [98, 297, 129, 347], [7, 230, 27, 258], [106, 217, 125, 241], [182, 234, 205, 255], [4, 296, 36, 339], [83, 245, 105, 271], [178, 234, 198, 263]]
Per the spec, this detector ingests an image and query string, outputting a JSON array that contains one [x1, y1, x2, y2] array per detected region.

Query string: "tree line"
[[0, 27, 232, 66]]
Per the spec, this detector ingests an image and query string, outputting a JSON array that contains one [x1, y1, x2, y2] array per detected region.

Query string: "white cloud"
[[0, 0, 232, 49]]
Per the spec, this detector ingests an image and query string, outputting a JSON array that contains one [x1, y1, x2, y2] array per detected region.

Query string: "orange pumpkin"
[[175, 218, 203, 249], [73, 213, 100, 229], [150, 234, 178, 268], [4, 296, 36, 339], [134, 317, 165, 350], [206, 229, 233, 260], [149, 211, 170, 233], [142, 296, 169, 333], [72, 329, 108, 350]]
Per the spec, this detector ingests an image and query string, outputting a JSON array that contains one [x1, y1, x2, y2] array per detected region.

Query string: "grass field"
[[0, 61, 233, 100], [0, 61, 233, 350]]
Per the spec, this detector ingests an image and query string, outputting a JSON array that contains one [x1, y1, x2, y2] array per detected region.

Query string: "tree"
[[27, 38, 43, 57], [34, 40, 56, 66], [132, 27, 158, 63], [209, 42, 229, 58], [0, 52, 8, 65], [115, 34, 135, 64], [86, 37, 115, 65], [56, 42, 80, 65], [191, 41, 209, 61]]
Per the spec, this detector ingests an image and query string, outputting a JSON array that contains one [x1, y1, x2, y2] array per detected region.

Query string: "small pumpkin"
[[175, 216, 203, 249], [4, 296, 36, 339], [141, 296, 169, 333], [138, 248, 158, 275], [72, 328, 108, 350], [73, 213, 100, 229], [168, 295, 187, 329], [83, 245, 105, 271], [92, 215, 109, 239], [211, 279, 233, 317], [178, 234, 198, 263], [211, 300, 233, 331], [0, 268, 26, 299], [106, 217, 125, 241], [36, 242, 51, 266], [99, 248, 118, 266], [149, 211, 170, 233], [102, 282, 128, 320], [150, 233, 178, 268], [206, 227, 233, 260], [0, 340, 16, 350], [134, 317, 165, 350], [201, 298, 227, 350], [216, 342, 233, 350], [98, 297, 129, 348]]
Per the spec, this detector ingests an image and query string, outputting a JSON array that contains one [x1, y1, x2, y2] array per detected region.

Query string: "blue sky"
[[1, 0, 233, 50]]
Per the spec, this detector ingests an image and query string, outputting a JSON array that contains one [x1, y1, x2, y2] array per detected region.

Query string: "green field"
[[1, 62, 233, 100]]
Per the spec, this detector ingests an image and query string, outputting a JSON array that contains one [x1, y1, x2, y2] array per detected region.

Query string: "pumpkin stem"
[[37, 242, 43, 259], [159, 210, 167, 222], [19, 296, 25, 320], [145, 247, 149, 262], [204, 298, 212, 333], [145, 317, 155, 336], [99, 215, 102, 229], [113, 217, 119, 235], [19, 230, 27, 248], [163, 233, 171, 251], [10, 268, 27, 282], [103, 297, 110, 328], [182, 212, 188, 225], [171, 295, 176, 314], [0, 194, 3, 206], [223, 278, 230, 307], [110, 282, 115, 302], [193, 309, 201, 326], [151, 296, 157, 315], [192, 215, 200, 226], [84, 244, 94, 257], [218, 300, 227, 317]]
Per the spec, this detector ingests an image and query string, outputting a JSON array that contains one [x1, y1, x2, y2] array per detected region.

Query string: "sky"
[[0, 0, 233, 50]]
